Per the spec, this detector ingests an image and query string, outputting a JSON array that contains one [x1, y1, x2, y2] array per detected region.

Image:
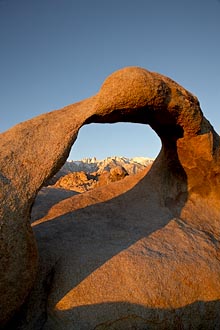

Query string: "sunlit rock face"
[[0, 67, 220, 329], [49, 157, 152, 192]]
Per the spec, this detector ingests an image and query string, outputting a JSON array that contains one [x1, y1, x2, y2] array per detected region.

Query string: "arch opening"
[[68, 122, 161, 161]]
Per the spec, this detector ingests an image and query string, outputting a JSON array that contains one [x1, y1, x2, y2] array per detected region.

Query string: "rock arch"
[[0, 66, 219, 326]]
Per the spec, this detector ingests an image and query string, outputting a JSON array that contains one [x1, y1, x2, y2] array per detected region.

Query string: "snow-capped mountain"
[[46, 156, 154, 190], [63, 156, 154, 175]]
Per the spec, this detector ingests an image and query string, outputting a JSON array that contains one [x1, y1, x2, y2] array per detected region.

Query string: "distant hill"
[[46, 156, 154, 192]]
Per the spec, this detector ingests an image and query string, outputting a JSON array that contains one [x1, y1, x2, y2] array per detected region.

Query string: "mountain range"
[[47, 156, 154, 192], [65, 156, 154, 174]]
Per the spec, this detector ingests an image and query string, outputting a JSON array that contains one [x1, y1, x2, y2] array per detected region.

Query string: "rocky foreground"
[[0, 67, 220, 329]]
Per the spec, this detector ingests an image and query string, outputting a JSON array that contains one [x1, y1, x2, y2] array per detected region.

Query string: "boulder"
[[54, 171, 95, 192], [109, 165, 128, 181], [0, 67, 220, 329], [52, 165, 129, 192]]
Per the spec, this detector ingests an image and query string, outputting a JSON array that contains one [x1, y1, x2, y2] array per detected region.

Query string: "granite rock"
[[0, 67, 219, 328]]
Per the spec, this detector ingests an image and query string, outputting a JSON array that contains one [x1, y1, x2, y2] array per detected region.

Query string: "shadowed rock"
[[0, 67, 219, 328], [0, 97, 97, 325]]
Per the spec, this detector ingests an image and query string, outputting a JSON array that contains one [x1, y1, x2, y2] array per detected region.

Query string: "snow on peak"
[[63, 156, 154, 175]]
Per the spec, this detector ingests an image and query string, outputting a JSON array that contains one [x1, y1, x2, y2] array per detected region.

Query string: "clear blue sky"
[[0, 0, 219, 160]]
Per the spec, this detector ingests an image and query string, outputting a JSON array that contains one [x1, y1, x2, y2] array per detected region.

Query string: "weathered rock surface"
[[0, 96, 96, 326], [54, 171, 96, 192], [0, 66, 220, 329]]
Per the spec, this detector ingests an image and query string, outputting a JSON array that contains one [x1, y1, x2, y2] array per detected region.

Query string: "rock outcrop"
[[53, 164, 129, 192], [54, 171, 96, 192], [0, 66, 220, 329], [46, 156, 153, 186]]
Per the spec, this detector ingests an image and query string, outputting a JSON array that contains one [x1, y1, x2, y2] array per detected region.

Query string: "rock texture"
[[53, 164, 129, 192], [0, 66, 220, 329], [54, 171, 96, 192], [0, 96, 96, 326]]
